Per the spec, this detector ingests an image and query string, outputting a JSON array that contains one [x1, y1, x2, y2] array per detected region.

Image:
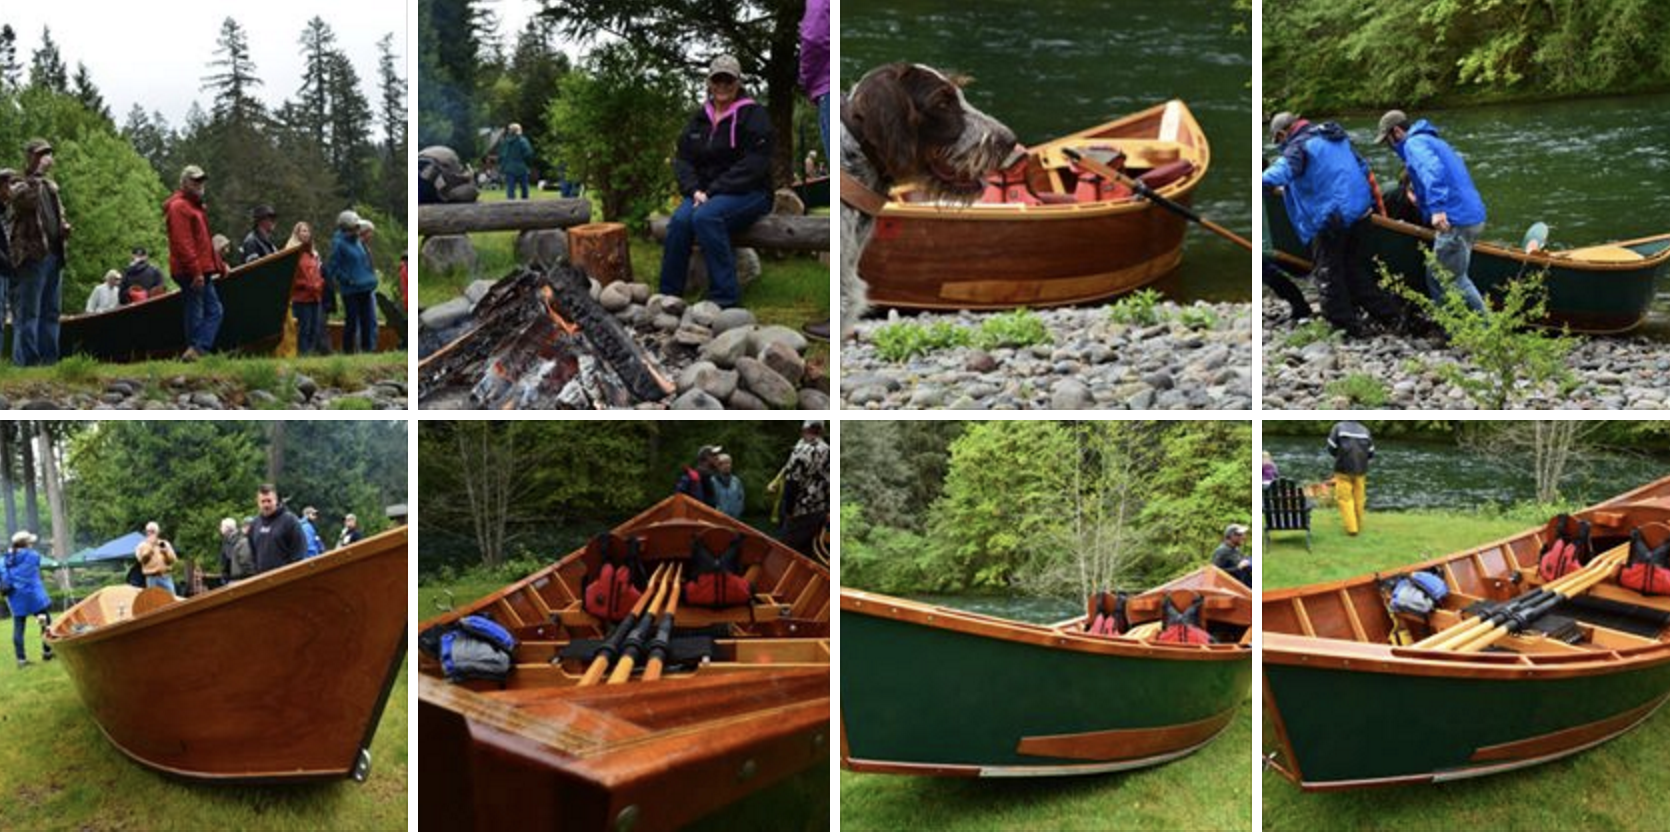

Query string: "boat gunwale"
[[841, 583, 1251, 663], [873, 100, 1209, 221], [1366, 215, 1670, 271], [47, 525, 408, 649], [59, 244, 305, 326]]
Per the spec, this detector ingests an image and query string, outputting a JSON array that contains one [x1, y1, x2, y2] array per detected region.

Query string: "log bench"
[[649, 214, 830, 253]]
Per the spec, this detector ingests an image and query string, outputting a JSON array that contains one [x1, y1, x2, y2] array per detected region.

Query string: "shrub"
[[1108, 288, 1164, 326], [1325, 373, 1389, 407]]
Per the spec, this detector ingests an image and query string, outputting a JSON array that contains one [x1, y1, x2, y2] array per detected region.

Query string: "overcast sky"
[[2, 2, 408, 127]]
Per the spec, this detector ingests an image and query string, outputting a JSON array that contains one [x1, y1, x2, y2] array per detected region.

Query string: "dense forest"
[[419, 0, 822, 227], [0, 421, 405, 572], [0, 18, 406, 307], [1265, 0, 1670, 112], [843, 421, 1252, 599], [418, 420, 808, 573], [1266, 420, 1670, 451]]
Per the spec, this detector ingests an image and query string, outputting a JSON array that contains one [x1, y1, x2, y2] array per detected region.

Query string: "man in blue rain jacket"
[[1377, 111, 1489, 314]]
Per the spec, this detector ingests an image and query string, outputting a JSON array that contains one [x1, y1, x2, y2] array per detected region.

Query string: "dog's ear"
[[851, 65, 924, 180]]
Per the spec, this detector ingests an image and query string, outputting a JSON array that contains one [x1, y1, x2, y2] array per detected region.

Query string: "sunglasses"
[[710, 74, 739, 85]]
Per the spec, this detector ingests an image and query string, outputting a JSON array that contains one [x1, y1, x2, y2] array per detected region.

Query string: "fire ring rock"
[[748, 325, 809, 357], [760, 341, 806, 387], [736, 357, 799, 409], [671, 389, 725, 410], [515, 229, 569, 267], [726, 388, 766, 410], [599, 282, 633, 312], [421, 235, 477, 274], [700, 326, 755, 369]]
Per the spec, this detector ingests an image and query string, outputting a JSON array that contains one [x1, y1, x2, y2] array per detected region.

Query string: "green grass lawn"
[[840, 694, 1251, 831], [417, 565, 829, 830], [0, 614, 407, 830], [1262, 505, 1670, 831], [418, 188, 830, 370], [0, 350, 406, 408]]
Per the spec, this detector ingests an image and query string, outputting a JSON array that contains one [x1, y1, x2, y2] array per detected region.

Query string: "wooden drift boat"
[[44, 526, 408, 781], [857, 100, 1210, 310], [59, 245, 303, 361], [841, 566, 1250, 777], [1265, 194, 1670, 333], [417, 495, 830, 831], [1265, 475, 1670, 790]]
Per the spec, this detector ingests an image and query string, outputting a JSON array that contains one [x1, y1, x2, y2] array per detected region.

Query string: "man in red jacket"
[[163, 165, 226, 361]]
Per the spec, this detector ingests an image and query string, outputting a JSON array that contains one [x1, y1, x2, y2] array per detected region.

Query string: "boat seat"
[[1137, 160, 1195, 190]]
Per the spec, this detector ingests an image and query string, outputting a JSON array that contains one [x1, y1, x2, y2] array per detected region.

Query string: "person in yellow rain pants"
[[1327, 420, 1375, 535]]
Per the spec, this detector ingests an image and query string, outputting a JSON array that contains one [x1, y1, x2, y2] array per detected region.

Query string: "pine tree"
[[121, 104, 173, 180], [0, 25, 21, 92], [377, 33, 407, 157], [296, 16, 336, 150], [72, 62, 112, 124], [202, 17, 265, 126], [325, 49, 372, 199], [423, 0, 486, 155], [28, 26, 68, 93]]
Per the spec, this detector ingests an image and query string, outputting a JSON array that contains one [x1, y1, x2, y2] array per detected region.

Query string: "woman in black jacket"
[[657, 55, 774, 309]]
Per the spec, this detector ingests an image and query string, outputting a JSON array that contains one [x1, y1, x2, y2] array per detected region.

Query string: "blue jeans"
[[343, 291, 377, 353], [13, 254, 61, 366], [506, 172, 529, 200], [557, 165, 578, 198], [14, 611, 51, 661], [658, 192, 772, 307], [294, 301, 324, 355], [146, 574, 176, 595], [817, 93, 830, 155], [1428, 223, 1487, 313], [178, 274, 225, 353]]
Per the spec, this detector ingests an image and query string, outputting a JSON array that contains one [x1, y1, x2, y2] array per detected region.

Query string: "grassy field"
[[418, 188, 830, 369], [0, 614, 407, 830], [417, 565, 830, 831], [1262, 506, 1670, 831], [840, 695, 1252, 831], [0, 350, 406, 408]]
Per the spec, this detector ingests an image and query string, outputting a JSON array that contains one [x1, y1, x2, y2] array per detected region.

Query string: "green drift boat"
[[1265, 475, 1670, 790], [1265, 195, 1670, 333], [60, 245, 301, 361], [841, 567, 1251, 777]]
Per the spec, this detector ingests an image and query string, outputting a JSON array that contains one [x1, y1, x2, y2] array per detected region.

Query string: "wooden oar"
[[1451, 547, 1628, 653], [1416, 544, 1627, 652], [607, 563, 678, 685], [578, 562, 666, 687], [1062, 147, 1255, 254], [643, 563, 685, 682]]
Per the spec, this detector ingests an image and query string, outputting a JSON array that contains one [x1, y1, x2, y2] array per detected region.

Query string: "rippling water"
[[842, 0, 1254, 302]]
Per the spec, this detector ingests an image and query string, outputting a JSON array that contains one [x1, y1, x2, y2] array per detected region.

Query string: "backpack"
[[1619, 529, 1670, 596], [683, 533, 752, 608], [417, 146, 480, 204], [1085, 590, 1128, 637], [436, 615, 519, 683], [581, 533, 644, 621], [1389, 571, 1448, 615], [1156, 594, 1212, 645]]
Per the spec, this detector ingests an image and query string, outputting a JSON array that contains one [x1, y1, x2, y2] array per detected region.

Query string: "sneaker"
[[180, 347, 201, 363], [15, 658, 27, 669]]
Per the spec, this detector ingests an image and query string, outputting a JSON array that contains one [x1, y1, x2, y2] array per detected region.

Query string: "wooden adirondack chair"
[[1263, 477, 1313, 551]]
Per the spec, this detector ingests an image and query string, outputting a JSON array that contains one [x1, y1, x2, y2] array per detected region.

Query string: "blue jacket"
[[301, 520, 324, 558], [1394, 120, 1486, 227], [1262, 122, 1374, 246], [1, 547, 51, 617], [710, 474, 746, 518], [326, 230, 378, 295]]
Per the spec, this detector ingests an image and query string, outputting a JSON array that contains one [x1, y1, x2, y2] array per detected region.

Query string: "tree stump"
[[568, 222, 632, 285], [516, 229, 569, 268], [421, 235, 478, 274]]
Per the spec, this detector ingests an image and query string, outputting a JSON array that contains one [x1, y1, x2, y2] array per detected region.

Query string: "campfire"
[[418, 265, 676, 409]]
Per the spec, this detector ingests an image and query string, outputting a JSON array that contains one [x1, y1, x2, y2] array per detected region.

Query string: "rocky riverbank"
[[0, 374, 408, 410], [1262, 297, 1670, 410], [841, 302, 1253, 410]]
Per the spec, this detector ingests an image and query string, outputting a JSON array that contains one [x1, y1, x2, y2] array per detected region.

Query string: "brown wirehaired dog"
[[839, 63, 1017, 334]]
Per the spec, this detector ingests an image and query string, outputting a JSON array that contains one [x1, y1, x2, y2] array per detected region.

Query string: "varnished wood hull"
[[841, 567, 1250, 777], [858, 100, 1209, 310], [1264, 476, 1670, 789], [45, 526, 409, 781], [417, 495, 830, 830]]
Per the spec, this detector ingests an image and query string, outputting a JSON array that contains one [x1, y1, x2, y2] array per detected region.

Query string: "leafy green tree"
[[546, 42, 689, 226], [53, 130, 171, 309]]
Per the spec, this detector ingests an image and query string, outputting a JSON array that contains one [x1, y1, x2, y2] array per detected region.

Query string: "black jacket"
[[251, 505, 306, 574], [241, 230, 277, 265], [1328, 421, 1376, 476], [672, 100, 773, 198], [120, 260, 165, 303]]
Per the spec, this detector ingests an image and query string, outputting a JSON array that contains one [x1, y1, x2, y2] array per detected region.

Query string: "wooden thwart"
[[1414, 544, 1628, 652]]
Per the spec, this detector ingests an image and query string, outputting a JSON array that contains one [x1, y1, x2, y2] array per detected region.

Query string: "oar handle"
[[1062, 147, 1255, 254], [644, 564, 685, 682], [579, 562, 669, 687], [608, 564, 678, 685]]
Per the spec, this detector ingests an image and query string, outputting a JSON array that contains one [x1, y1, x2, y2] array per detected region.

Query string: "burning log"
[[418, 264, 675, 409]]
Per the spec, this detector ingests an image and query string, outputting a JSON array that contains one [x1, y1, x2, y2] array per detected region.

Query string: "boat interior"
[[418, 518, 830, 694], [1266, 499, 1670, 662], [891, 101, 1202, 209], [1045, 567, 1252, 649]]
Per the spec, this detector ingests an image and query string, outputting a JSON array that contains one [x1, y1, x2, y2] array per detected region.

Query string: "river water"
[[1263, 434, 1670, 511], [1286, 94, 1670, 327], [911, 593, 1082, 625], [841, 0, 1254, 302]]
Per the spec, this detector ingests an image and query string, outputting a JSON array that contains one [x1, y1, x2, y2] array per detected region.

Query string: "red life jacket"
[[1620, 530, 1670, 596], [682, 533, 752, 608], [1538, 540, 1582, 582], [1084, 590, 1127, 637], [1157, 623, 1213, 644], [584, 563, 641, 620]]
